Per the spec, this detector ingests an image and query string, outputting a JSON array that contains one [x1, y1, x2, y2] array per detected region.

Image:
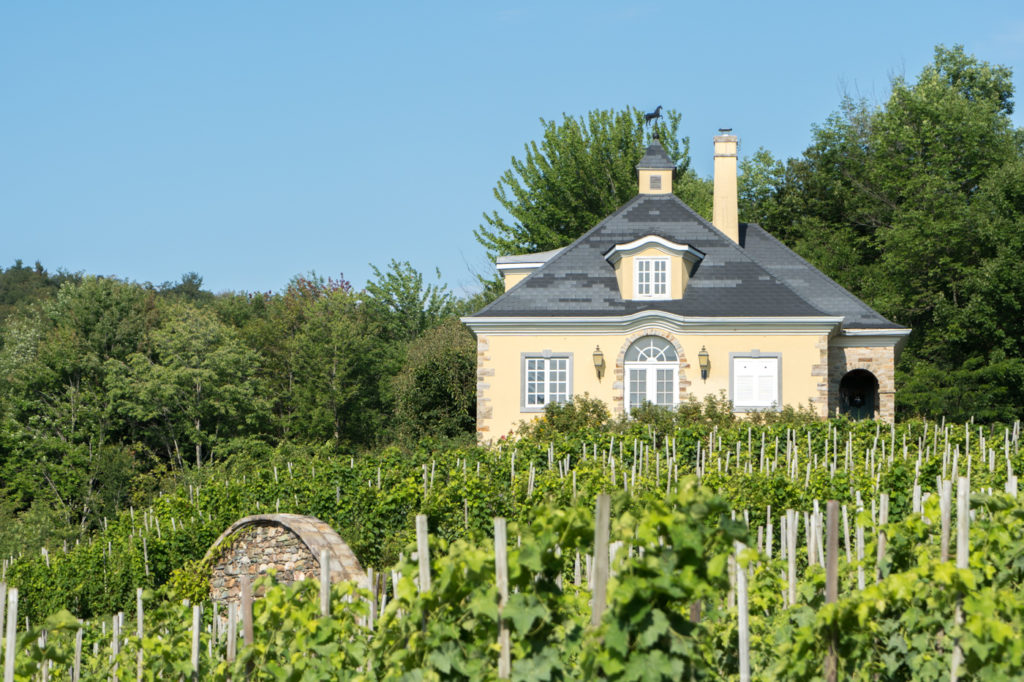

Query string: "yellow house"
[[463, 132, 910, 438]]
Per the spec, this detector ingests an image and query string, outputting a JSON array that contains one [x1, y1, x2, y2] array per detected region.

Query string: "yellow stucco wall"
[[474, 328, 830, 438], [637, 169, 672, 194], [501, 270, 531, 291]]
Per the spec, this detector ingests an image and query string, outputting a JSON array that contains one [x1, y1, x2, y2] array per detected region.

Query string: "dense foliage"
[[0, 263, 479, 560], [741, 46, 1024, 421]]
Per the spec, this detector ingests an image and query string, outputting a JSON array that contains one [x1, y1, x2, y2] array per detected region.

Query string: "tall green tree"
[[0, 277, 157, 531], [747, 45, 1024, 420], [363, 260, 456, 343], [392, 318, 476, 439], [475, 107, 711, 261], [287, 286, 386, 444], [110, 302, 269, 469]]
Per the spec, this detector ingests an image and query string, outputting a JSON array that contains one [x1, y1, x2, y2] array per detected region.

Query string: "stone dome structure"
[[205, 513, 368, 606]]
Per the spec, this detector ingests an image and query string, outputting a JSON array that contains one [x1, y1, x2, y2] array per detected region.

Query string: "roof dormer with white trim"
[[604, 235, 704, 301]]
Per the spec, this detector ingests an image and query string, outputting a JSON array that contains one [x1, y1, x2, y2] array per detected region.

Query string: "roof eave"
[[462, 311, 844, 335]]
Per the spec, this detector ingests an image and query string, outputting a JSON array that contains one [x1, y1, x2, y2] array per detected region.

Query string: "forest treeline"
[[0, 260, 481, 555]]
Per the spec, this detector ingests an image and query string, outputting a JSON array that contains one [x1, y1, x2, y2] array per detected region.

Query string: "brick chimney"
[[712, 130, 739, 243]]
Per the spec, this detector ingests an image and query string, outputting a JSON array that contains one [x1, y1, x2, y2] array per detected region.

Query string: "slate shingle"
[[473, 191, 901, 330]]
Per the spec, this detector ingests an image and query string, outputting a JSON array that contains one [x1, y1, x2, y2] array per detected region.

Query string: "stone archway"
[[204, 513, 368, 606], [839, 369, 879, 420]]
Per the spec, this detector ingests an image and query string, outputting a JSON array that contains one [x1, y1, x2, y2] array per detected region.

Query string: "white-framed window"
[[635, 257, 669, 299], [730, 353, 781, 411], [521, 352, 572, 411], [624, 336, 678, 413]]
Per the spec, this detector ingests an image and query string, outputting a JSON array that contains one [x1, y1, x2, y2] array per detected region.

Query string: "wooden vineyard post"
[[112, 613, 120, 679], [226, 603, 237, 663], [940, 479, 952, 562], [786, 509, 797, 606], [136, 588, 144, 682], [415, 515, 431, 593], [73, 626, 83, 682], [191, 605, 201, 682], [591, 493, 611, 627], [876, 493, 889, 583], [0, 583, 5, 670], [3, 588, 16, 682], [824, 501, 839, 682], [241, 576, 254, 648], [735, 541, 750, 682], [950, 476, 970, 682], [367, 567, 377, 631], [494, 518, 511, 679], [319, 549, 331, 618]]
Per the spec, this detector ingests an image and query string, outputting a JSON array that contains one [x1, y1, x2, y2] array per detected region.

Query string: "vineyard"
[[1, 415, 1023, 680]]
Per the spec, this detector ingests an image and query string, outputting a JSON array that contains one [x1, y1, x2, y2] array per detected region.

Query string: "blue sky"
[[3, 2, 1022, 296]]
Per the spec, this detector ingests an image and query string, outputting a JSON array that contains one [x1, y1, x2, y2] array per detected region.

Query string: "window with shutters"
[[635, 258, 669, 299], [730, 353, 781, 411], [521, 353, 572, 411]]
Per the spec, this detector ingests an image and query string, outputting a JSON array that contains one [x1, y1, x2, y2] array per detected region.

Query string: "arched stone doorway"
[[839, 369, 879, 420]]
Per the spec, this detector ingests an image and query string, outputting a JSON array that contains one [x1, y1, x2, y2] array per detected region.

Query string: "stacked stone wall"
[[206, 514, 367, 608], [210, 525, 317, 603]]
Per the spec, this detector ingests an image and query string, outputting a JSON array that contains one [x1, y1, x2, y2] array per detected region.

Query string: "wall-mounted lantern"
[[698, 346, 710, 381], [593, 346, 605, 379]]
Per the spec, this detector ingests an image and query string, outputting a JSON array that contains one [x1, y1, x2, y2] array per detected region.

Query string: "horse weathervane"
[[644, 106, 663, 137], [644, 106, 663, 126]]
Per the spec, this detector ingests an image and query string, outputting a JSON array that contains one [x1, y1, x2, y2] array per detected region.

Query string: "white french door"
[[626, 363, 677, 412]]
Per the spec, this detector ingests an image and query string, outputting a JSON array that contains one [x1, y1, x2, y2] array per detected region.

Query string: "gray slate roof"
[[473, 191, 901, 329], [635, 139, 676, 169], [738, 224, 900, 329]]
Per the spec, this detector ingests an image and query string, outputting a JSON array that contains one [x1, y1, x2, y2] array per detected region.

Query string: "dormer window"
[[635, 257, 669, 298], [605, 236, 704, 301]]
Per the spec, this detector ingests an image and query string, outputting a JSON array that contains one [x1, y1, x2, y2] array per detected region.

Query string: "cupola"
[[636, 137, 675, 195]]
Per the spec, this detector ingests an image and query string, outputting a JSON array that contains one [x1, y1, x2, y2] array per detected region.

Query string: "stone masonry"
[[206, 514, 368, 608], [476, 334, 494, 437], [828, 344, 896, 422]]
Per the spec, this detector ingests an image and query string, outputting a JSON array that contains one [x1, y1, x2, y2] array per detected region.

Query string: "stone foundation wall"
[[211, 524, 317, 604], [828, 344, 896, 422]]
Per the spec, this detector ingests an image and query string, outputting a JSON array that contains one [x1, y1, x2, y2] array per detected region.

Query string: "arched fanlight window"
[[624, 336, 678, 363], [624, 336, 678, 413]]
